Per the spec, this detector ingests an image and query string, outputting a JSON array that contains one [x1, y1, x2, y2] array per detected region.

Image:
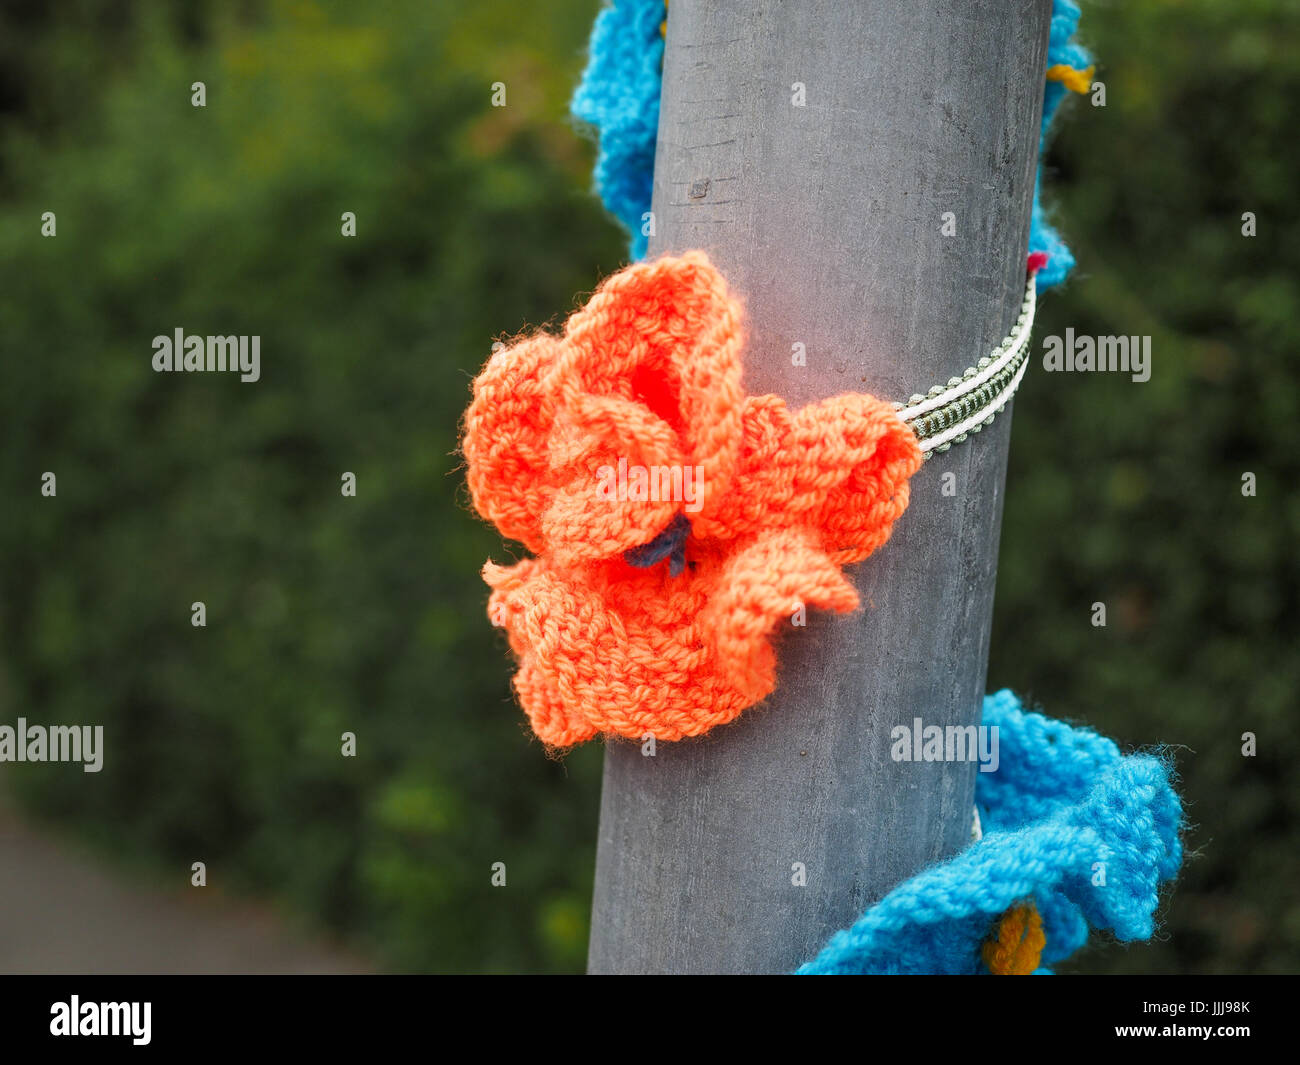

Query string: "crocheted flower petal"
[[1069, 755, 1185, 941], [542, 393, 685, 568], [463, 335, 563, 552], [977, 689, 1123, 829], [487, 559, 721, 747], [702, 528, 859, 705], [515, 656, 599, 748], [789, 394, 921, 563], [691, 393, 792, 540], [490, 555, 755, 745], [697, 392, 921, 564], [484, 559, 600, 747], [797, 693, 1183, 975], [555, 253, 746, 515]]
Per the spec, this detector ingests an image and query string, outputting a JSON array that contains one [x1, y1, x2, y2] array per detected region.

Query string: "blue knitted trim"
[[1030, 0, 1091, 289], [570, 0, 665, 261], [795, 690, 1184, 975], [571, 0, 1090, 289]]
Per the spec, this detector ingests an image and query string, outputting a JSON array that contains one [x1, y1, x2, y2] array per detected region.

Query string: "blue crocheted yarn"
[[572, 0, 1089, 287], [570, 0, 665, 261], [1030, 0, 1092, 289], [796, 690, 1183, 975]]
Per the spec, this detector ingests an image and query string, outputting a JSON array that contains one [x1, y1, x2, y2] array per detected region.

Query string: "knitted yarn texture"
[[462, 252, 920, 746], [983, 902, 1047, 975], [1030, 1, 1094, 289], [796, 690, 1184, 975], [570, 0, 665, 261], [571, 0, 1093, 290]]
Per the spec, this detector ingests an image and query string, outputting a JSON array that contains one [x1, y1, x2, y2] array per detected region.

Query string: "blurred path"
[[0, 802, 372, 974]]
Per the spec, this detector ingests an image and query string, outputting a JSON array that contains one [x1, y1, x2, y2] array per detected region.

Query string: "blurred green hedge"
[[991, 0, 1300, 974], [0, 0, 618, 973], [0, 0, 1295, 974]]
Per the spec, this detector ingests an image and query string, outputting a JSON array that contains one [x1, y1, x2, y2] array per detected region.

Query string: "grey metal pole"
[[588, 0, 1050, 974]]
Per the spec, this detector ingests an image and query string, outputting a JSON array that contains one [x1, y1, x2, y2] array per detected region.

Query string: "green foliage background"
[[0, 0, 1294, 973], [993, 0, 1300, 974]]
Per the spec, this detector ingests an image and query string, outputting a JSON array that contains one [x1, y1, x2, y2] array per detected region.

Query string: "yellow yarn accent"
[[982, 902, 1046, 975], [1046, 64, 1094, 94], [661, 0, 668, 39]]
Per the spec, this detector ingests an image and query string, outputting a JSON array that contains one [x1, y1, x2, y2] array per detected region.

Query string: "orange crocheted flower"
[[463, 253, 921, 747]]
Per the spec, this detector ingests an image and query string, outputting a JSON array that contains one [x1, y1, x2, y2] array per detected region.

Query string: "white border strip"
[[918, 345, 1031, 453], [900, 273, 1037, 425]]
